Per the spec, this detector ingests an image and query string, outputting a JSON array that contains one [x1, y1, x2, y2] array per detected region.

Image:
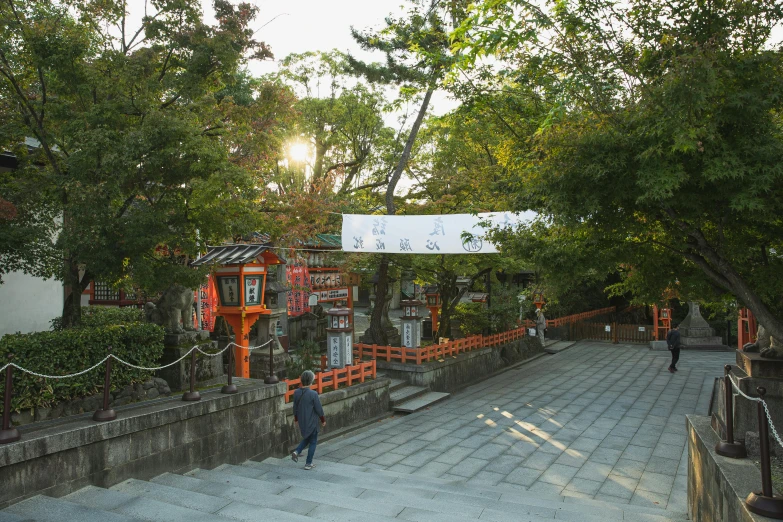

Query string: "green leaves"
[[0, 311, 164, 414]]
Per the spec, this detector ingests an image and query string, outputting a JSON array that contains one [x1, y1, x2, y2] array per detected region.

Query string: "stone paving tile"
[[563, 477, 603, 496], [537, 463, 580, 486], [599, 474, 638, 500], [447, 457, 489, 478], [504, 467, 543, 487], [644, 456, 679, 476], [316, 341, 734, 514], [637, 471, 675, 495], [433, 446, 475, 465], [575, 461, 614, 482]]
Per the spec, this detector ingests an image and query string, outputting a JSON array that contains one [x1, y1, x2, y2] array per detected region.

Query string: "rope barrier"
[[0, 339, 275, 380], [728, 373, 783, 450]]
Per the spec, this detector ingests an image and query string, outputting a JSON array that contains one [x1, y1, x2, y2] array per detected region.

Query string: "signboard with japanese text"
[[344, 333, 353, 366], [217, 276, 240, 307], [329, 336, 341, 368], [286, 264, 312, 317], [403, 322, 413, 348], [197, 277, 217, 331], [318, 288, 349, 301], [341, 212, 535, 254], [244, 276, 262, 306]]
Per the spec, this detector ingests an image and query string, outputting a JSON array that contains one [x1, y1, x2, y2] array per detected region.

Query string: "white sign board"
[[329, 336, 341, 368], [529, 328, 536, 336], [344, 333, 353, 366], [319, 288, 349, 301], [638, 327, 646, 332], [605, 325, 611, 332], [341, 212, 535, 254], [403, 322, 413, 348]]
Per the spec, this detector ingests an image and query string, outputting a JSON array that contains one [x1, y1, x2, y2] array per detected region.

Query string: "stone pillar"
[[400, 300, 423, 349], [326, 305, 353, 368]]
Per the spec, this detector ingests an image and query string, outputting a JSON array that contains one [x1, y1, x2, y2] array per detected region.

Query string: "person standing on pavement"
[[666, 324, 681, 373], [291, 370, 326, 470]]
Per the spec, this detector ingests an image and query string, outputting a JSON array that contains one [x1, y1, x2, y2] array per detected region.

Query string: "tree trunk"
[[60, 256, 92, 328], [436, 267, 492, 340], [364, 88, 434, 345], [366, 255, 391, 344]]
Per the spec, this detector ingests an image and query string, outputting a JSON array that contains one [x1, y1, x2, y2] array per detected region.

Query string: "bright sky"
[[210, 0, 459, 117]]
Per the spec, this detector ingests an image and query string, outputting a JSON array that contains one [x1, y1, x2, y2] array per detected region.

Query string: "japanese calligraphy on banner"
[[286, 264, 312, 317], [341, 212, 535, 254], [197, 277, 218, 332]]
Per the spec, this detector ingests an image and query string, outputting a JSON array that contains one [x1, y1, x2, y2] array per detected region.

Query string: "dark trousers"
[[669, 347, 680, 369], [295, 430, 318, 465]]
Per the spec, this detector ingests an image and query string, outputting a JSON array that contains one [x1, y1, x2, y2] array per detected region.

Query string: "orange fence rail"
[[524, 306, 617, 329], [353, 327, 526, 365], [283, 359, 376, 403]]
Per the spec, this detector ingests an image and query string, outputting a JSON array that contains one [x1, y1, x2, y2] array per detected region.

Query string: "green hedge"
[[0, 321, 164, 413], [50, 306, 145, 330]]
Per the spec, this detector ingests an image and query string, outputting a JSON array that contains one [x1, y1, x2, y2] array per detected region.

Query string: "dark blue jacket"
[[293, 387, 325, 438], [666, 329, 681, 349]]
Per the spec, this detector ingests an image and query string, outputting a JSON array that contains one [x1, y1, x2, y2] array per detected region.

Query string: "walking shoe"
[[304, 464, 315, 470], [668, 367, 675, 373], [291, 451, 299, 463], [673, 367, 679, 372]]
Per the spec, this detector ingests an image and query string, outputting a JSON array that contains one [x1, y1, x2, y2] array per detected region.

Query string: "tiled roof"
[[191, 244, 271, 266]]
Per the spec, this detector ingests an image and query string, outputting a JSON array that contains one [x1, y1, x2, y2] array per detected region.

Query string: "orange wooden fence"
[[524, 306, 617, 329], [353, 327, 526, 365], [284, 360, 376, 403]]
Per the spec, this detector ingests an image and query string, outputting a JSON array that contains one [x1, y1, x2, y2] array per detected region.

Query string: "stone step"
[[111, 478, 233, 514], [257, 458, 688, 521], [388, 378, 407, 392], [0, 512, 32, 522], [220, 463, 682, 522], [4, 495, 141, 522], [393, 391, 450, 413], [150, 472, 316, 516], [544, 341, 575, 354], [389, 385, 428, 407], [65, 486, 228, 522]]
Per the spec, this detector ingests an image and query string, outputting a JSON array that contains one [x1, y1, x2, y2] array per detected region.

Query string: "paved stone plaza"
[[317, 341, 735, 513]]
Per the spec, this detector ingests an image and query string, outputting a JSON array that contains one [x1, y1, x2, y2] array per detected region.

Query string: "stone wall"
[[283, 378, 391, 447], [687, 414, 769, 522], [0, 382, 289, 508], [377, 337, 544, 393]]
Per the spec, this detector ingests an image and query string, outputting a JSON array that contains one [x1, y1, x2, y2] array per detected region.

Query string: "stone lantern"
[[400, 299, 423, 348], [326, 305, 353, 369]]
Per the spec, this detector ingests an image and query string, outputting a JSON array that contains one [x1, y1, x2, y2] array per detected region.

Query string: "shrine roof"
[[192, 244, 274, 266]]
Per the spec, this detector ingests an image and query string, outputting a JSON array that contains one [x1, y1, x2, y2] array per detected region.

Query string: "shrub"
[[286, 340, 321, 380], [0, 322, 164, 413], [454, 302, 490, 336], [50, 306, 145, 331]]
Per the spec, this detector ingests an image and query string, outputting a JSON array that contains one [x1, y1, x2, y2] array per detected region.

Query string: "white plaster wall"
[[0, 271, 63, 336]]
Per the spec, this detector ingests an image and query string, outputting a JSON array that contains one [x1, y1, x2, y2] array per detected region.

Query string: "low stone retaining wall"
[[283, 378, 390, 448], [0, 382, 288, 508], [377, 337, 543, 392], [687, 414, 769, 522]]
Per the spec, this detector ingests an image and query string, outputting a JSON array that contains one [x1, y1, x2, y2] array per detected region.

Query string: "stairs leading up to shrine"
[[389, 384, 450, 413], [3, 457, 689, 522]]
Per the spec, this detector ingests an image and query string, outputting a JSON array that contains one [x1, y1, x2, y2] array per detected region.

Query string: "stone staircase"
[[388, 378, 450, 413], [2, 456, 689, 522]]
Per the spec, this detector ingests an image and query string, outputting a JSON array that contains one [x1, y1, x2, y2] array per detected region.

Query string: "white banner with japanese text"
[[341, 212, 534, 254]]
